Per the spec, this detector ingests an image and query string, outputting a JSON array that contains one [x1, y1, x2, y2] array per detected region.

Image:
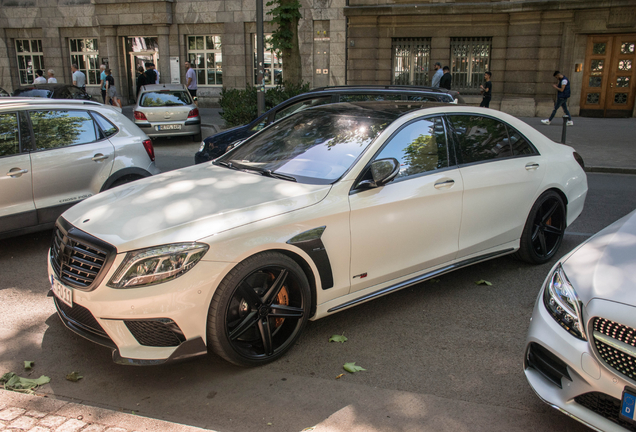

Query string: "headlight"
[[108, 243, 208, 288], [543, 264, 586, 340], [198, 141, 207, 152]]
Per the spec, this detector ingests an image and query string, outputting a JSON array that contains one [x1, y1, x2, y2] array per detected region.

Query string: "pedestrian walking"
[[152, 63, 160, 84], [136, 66, 147, 99], [185, 61, 197, 101], [431, 62, 443, 88], [33, 69, 46, 84], [72, 64, 86, 89], [47, 69, 57, 83], [99, 64, 107, 103], [144, 62, 157, 86], [541, 71, 573, 126], [440, 66, 452, 90], [104, 68, 117, 106], [479, 71, 492, 108]]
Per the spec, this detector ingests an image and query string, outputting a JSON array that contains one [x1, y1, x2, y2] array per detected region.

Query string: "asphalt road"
[[1, 140, 635, 431]]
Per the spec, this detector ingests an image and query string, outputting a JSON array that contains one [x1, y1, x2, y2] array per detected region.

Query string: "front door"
[[580, 34, 636, 117]]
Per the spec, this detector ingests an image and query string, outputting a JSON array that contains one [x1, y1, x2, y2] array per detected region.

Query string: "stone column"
[[42, 27, 64, 84], [157, 25, 170, 84], [0, 28, 14, 92]]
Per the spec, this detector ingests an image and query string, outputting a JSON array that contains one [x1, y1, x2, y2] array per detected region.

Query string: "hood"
[[62, 164, 331, 252], [563, 210, 636, 307]]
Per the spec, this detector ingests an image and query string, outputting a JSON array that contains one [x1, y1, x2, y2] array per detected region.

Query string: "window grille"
[[16, 39, 44, 85], [253, 34, 283, 86], [451, 37, 491, 94], [391, 38, 431, 86], [70, 39, 100, 85], [187, 35, 223, 86]]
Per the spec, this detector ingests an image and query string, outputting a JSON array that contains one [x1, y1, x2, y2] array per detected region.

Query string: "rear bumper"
[[135, 119, 201, 137]]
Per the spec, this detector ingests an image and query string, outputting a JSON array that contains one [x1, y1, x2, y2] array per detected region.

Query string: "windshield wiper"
[[214, 160, 238, 170], [261, 170, 297, 182]]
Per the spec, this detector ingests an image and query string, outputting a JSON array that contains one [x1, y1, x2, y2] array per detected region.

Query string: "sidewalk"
[[0, 390, 214, 432]]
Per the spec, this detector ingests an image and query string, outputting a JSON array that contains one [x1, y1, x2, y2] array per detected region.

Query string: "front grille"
[[526, 342, 571, 388], [575, 392, 636, 431], [124, 319, 185, 347], [50, 220, 114, 290], [593, 317, 636, 381]]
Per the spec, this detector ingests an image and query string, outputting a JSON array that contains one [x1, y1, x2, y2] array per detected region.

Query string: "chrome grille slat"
[[593, 317, 636, 381]]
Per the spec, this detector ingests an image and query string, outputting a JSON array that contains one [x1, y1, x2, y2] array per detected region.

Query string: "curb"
[[585, 166, 636, 175]]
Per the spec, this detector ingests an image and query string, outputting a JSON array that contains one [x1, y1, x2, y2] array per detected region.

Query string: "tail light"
[[134, 111, 147, 121], [573, 152, 584, 170], [187, 108, 199, 118], [142, 139, 155, 162]]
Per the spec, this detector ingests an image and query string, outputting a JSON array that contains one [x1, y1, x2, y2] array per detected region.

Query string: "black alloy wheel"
[[516, 191, 566, 264], [207, 252, 311, 366]]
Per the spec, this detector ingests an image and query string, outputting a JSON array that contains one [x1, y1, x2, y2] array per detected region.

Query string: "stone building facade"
[[0, 0, 635, 117]]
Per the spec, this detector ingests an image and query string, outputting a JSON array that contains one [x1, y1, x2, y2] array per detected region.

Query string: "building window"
[[391, 38, 431, 86], [451, 37, 491, 94], [187, 36, 223, 86], [70, 38, 100, 85], [253, 34, 283, 86], [16, 39, 44, 85]]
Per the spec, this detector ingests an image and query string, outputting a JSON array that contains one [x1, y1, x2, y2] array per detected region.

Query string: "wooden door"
[[580, 34, 636, 117]]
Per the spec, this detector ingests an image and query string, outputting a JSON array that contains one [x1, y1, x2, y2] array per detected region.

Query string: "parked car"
[[133, 84, 201, 141], [525, 208, 636, 431], [0, 98, 159, 239], [12, 84, 92, 100], [48, 101, 587, 367], [194, 85, 463, 164]]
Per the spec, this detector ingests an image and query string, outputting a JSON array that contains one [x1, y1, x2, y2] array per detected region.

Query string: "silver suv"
[[0, 98, 160, 239]]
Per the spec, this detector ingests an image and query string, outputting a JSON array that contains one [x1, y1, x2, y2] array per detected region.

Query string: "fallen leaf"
[[1, 372, 50, 393], [335, 373, 345, 380], [267, 422, 273, 426], [475, 280, 492, 286], [329, 334, 348, 343], [24, 361, 34, 370], [343, 362, 366, 373], [65, 372, 83, 382]]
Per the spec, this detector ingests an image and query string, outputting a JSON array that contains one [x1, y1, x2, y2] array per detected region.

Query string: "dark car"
[[12, 84, 92, 100], [0, 87, 10, 97], [194, 85, 464, 164]]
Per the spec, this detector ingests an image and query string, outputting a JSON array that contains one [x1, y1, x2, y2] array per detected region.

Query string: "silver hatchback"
[[133, 84, 202, 141]]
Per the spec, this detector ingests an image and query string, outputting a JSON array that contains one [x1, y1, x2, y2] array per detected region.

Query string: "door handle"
[[92, 154, 109, 161], [434, 179, 455, 189], [525, 163, 540, 170], [6, 168, 28, 177]]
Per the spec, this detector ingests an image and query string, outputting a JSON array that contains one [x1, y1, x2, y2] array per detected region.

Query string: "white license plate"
[[51, 276, 73, 307], [157, 124, 182, 131]]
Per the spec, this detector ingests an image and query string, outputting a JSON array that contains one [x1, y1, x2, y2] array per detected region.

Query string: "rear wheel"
[[207, 252, 311, 367], [515, 191, 566, 264], [108, 175, 143, 190], [191, 132, 202, 142]]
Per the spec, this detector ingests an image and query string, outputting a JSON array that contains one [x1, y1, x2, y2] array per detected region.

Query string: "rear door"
[[28, 109, 115, 223], [0, 111, 37, 232]]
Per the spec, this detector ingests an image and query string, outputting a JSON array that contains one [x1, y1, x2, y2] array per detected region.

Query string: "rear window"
[[13, 89, 52, 98], [140, 91, 192, 107]]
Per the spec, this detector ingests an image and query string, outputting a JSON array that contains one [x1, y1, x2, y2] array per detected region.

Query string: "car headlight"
[[107, 243, 208, 288], [198, 141, 207, 152], [543, 264, 586, 340]]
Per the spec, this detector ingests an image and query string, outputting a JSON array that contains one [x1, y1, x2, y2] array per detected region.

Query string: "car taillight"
[[134, 111, 147, 121], [188, 108, 199, 118], [142, 139, 155, 162], [573, 152, 584, 170]]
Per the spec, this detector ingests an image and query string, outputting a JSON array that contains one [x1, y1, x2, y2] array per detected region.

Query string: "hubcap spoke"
[[229, 310, 258, 340], [538, 231, 548, 256], [269, 304, 304, 319], [541, 202, 558, 223], [257, 316, 274, 356], [238, 282, 263, 307], [531, 224, 541, 242], [263, 269, 288, 305], [543, 225, 563, 236]]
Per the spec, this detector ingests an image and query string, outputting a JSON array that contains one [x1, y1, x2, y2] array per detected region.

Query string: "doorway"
[[125, 37, 159, 104], [580, 34, 636, 117]]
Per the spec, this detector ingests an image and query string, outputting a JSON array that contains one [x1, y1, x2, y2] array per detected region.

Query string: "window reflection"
[[449, 115, 512, 163], [29, 110, 98, 150], [140, 91, 193, 107], [0, 113, 19, 157]]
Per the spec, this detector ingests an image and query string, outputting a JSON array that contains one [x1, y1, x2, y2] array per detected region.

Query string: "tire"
[[207, 251, 311, 367], [515, 190, 566, 264], [191, 131, 202, 142], [108, 175, 142, 190]]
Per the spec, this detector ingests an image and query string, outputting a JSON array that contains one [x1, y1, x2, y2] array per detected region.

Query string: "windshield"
[[217, 108, 392, 184], [140, 91, 192, 107]]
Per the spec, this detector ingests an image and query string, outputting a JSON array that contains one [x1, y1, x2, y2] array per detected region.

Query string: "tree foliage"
[[265, 0, 302, 85]]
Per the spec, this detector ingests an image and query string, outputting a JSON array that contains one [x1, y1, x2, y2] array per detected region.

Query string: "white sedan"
[[48, 102, 587, 366]]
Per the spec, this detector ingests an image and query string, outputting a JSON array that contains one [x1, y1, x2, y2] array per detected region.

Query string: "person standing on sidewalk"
[[541, 71, 573, 126], [440, 66, 452, 90], [33, 69, 46, 84], [144, 62, 157, 86], [72, 64, 86, 89], [99, 64, 107, 103], [479, 71, 492, 108], [431, 62, 443, 88], [185, 61, 197, 101], [47, 69, 57, 83]]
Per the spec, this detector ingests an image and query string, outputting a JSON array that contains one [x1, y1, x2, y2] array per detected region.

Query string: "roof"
[[140, 84, 188, 92], [15, 83, 82, 90], [297, 100, 451, 120], [0, 98, 103, 107]]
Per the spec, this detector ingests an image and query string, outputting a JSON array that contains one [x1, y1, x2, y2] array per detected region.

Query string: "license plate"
[[621, 387, 636, 424], [157, 124, 181, 131], [51, 276, 73, 308]]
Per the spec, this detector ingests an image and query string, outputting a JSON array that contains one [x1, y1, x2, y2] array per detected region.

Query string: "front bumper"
[[525, 289, 636, 431]]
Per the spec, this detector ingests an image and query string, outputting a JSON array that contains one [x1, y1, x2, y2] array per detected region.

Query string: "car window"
[[274, 97, 332, 122], [507, 126, 537, 156], [67, 87, 85, 98], [407, 95, 441, 102], [448, 115, 512, 164], [140, 91, 193, 107], [375, 117, 449, 179], [92, 112, 118, 137], [29, 110, 98, 150], [14, 89, 52, 98], [19, 111, 32, 151], [339, 94, 402, 102], [0, 113, 19, 157]]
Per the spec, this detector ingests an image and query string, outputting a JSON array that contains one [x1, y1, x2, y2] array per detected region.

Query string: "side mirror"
[[358, 158, 400, 189]]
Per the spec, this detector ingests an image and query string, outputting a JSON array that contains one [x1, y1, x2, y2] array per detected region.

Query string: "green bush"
[[220, 82, 311, 128]]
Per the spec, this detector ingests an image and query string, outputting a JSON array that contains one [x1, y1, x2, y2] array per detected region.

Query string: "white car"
[[525, 209, 636, 431], [0, 98, 160, 239], [48, 102, 587, 367]]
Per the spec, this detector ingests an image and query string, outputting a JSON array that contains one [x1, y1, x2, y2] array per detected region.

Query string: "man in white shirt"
[[33, 69, 47, 84], [72, 64, 86, 88], [47, 69, 57, 83], [431, 62, 443, 88], [185, 61, 197, 98]]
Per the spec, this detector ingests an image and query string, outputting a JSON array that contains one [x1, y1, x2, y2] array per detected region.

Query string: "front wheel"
[[515, 191, 566, 264], [206, 252, 311, 367]]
